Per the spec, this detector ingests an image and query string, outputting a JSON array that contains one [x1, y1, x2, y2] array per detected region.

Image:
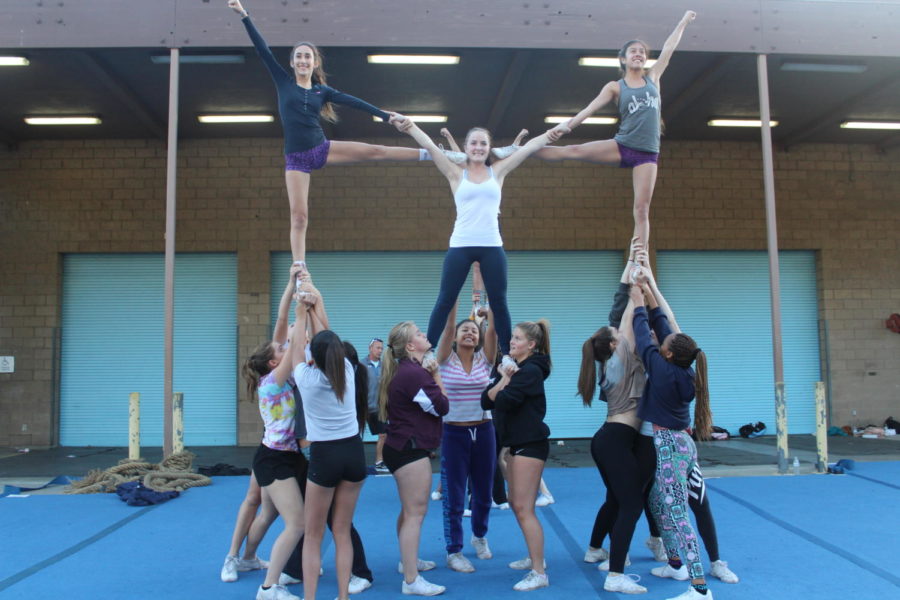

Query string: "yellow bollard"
[[129, 392, 140, 460], [173, 392, 184, 454], [815, 382, 828, 473]]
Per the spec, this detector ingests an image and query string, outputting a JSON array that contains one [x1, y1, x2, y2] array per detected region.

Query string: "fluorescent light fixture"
[[780, 61, 866, 73], [373, 114, 447, 123], [25, 116, 101, 125], [708, 119, 778, 128], [545, 115, 617, 125], [151, 53, 245, 64], [579, 56, 656, 68], [0, 56, 29, 66], [198, 114, 275, 123], [367, 54, 459, 65], [840, 121, 900, 130]]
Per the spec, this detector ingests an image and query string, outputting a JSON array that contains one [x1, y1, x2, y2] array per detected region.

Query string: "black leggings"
[[588, 423, 656, 573], [284, 452, 373, 582], [643, 462, 720, 563]]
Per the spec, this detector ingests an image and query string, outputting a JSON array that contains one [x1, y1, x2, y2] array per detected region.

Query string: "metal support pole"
[[757, 54, 789, 474], [815, 382, 828, 473], [173, 392, 184, 455], [163, 48, 180, 458], [129, 392, 140, 460]]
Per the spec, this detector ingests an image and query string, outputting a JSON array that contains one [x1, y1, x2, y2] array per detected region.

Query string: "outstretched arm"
[[553, 81, 618, 135], [493, 127, 563, 180], [273, 263, 303, 345], [230, 0, 290, 82], [394, 118, 462, 184], [435, 298, 459, 365], [648, 10, 696, 84]]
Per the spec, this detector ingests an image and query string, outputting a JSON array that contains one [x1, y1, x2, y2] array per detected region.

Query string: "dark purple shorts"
[[285, 140, 331, 173], [617, 142, 658, 169]]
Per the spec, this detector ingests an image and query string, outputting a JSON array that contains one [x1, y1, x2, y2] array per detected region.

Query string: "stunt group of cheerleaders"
[[222, 2, 737, 599]]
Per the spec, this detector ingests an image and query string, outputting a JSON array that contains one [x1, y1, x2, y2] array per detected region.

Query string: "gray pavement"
[[2, 434, 899, 495]]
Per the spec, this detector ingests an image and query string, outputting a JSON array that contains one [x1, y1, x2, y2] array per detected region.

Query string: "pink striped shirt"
[[439, 350, 492, 422]]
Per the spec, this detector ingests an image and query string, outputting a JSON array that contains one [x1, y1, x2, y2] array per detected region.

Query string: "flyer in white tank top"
[[449, 168, 503, 248]]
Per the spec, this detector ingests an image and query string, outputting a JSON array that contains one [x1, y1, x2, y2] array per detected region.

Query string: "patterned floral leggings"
[[650, 428, 705, 580]]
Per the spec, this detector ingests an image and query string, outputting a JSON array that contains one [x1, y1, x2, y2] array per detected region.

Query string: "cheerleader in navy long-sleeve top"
[[228, 0, 423, 267], [631, 281, 715, 600]]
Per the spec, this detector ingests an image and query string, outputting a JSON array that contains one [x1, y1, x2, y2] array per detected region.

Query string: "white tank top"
[[448, 168, 503, 248]]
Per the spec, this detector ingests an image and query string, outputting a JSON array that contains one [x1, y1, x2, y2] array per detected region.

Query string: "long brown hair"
[[377, 321, 417, 421], [577, 327, 616, 407], [309, 330, 347, 400], [342, 341, 368, 434], [668, 333, 711, 440], [291, 41, 338, 123], [242, 341, 276, 402]]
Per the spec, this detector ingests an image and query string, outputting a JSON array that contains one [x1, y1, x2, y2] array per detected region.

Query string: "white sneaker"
[[500, 355, 518, 375], [604, 573, 647, 594], [431, 489, 442, 501], [463, 508, 472, 517], [278, 573, 302, 585], [348, 575, 372, 594], [491, 145, 520, 160], [471, 536, 492, 559], [646, 536, 668, 562], [535, 493, 554, 507], [598, 554, 630, 571], [402, 574, 446, 596], [666, 585, 714, 600], [651, 564, 689, 581], [447, 552, 475, 573], [496, 502, 510, 510], [256, 584, 300, 600], [238, 556, 270, 571], [397, 559, 437, 573], [221, 555, 239, 582], [583, 546, 609, 563], [512, 569, 549, 591], [443, 150, 467, 164], [508, 557, 547, 570], [710, 560, 739, 583]]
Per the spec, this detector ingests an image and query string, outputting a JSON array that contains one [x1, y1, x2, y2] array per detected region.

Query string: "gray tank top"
[[613, 76, 661, 154], [599, 336, 645, 417]]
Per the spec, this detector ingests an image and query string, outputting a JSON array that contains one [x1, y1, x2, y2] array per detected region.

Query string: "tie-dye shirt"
[[258, 372, 299, 452]]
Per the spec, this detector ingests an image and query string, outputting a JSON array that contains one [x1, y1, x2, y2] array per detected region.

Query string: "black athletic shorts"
[[307, 435, 367, 488], [253, 443, 303, 487], [508, 439, 550, 462], [382, 442, 432, 474]]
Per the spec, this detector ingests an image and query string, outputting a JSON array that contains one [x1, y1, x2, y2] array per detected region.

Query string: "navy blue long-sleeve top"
[[241, 16, 390, 155], [633, 306, 695, 430]]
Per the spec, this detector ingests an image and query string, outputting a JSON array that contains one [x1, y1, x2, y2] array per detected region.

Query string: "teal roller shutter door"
[[61, 254, 237, 446], [271, 251, 623, 439], [655, 251, 820, 435]]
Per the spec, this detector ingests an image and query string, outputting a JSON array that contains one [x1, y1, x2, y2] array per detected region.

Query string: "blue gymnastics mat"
[[1, 463, 898, 599]]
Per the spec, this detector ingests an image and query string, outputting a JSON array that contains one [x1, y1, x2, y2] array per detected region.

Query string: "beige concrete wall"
[[1, 137, 897, 447]]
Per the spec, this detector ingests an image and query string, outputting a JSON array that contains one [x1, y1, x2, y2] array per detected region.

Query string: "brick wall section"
[[1, 137, 898, 447]]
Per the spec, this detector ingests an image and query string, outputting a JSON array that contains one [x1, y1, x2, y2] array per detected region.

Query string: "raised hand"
[[227, 0, 247, 16], [546, 125, 568, 143], [684, 10, 697, 22]]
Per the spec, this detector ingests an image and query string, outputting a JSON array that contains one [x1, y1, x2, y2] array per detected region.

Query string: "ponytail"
[[310, 330, 346, 401], [577, 327, 616, 407], [242, 341, 276, 403], [692, 350, 712, 441], [378, 321, 416, 422]]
